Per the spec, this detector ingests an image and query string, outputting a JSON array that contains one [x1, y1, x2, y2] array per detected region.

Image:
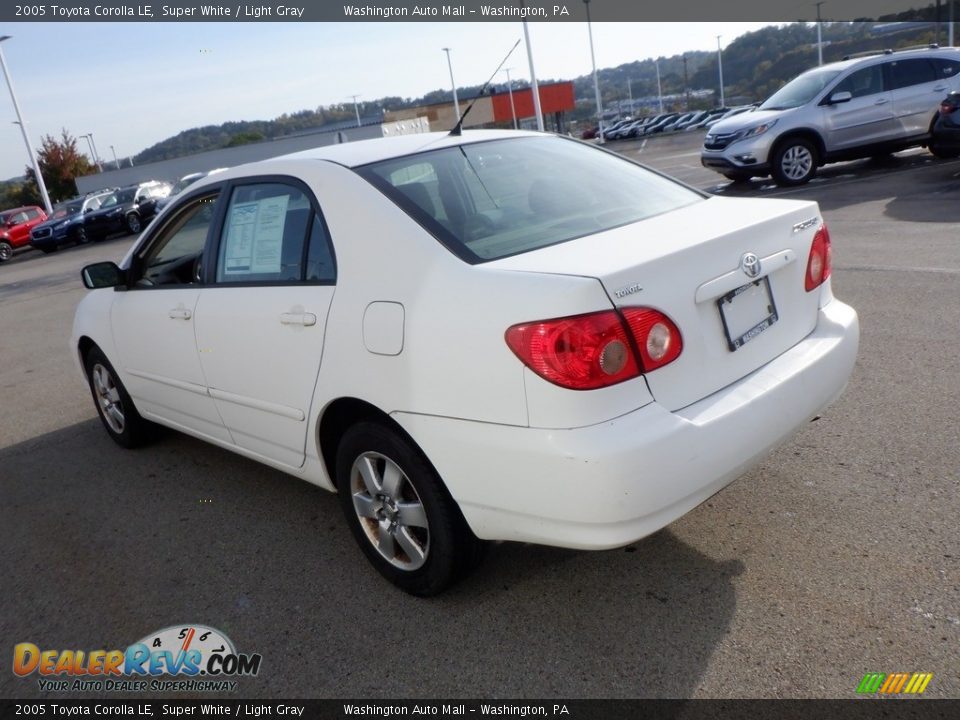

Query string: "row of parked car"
[[600, 106, 755, 141], [0, 169, 226, 264]]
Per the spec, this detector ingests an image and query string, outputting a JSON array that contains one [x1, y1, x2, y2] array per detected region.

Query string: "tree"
[[22, 129, 96, 203]]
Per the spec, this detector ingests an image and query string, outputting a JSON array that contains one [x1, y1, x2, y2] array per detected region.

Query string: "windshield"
[[58, 202, 83, 218], [170, 175, 202, 195], [117, 188, 137, 203], [760, 69, 842, 110], [357, 136, 703, 263]]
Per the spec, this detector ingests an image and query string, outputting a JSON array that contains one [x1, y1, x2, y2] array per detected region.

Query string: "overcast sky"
[[0, 21, 775, 180]]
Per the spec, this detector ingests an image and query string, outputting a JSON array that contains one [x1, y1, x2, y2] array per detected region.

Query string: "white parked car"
[[73, 130, 859, 595]]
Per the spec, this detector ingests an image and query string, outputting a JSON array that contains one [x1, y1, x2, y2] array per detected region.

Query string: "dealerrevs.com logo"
[[13, 624, 262, 693]]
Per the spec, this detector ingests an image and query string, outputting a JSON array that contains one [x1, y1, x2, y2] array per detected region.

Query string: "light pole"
[[584, 0, 604, 143], [109, 145, 120, 170], [815, 2, 825, 66], [0, 36, 52, 213], [81, 133, 103, 172], [503, 67, 518, 129], [349, 94, 361, 127], [716, 35, 725, 108], [441, 48, 461, 122], [655, 60, 663, 113], [522, 21, 544, 131], [949, 0, 954, 47]]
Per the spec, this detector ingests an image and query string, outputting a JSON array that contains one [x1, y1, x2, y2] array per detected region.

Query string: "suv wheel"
[[771, 138, 818, 186], [0, 241, 12, 262], [336, 421, 484, 596], [125, 213, 142, 234]]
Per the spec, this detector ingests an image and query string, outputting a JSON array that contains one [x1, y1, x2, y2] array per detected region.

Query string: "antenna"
[[449, 39, 521, 137]]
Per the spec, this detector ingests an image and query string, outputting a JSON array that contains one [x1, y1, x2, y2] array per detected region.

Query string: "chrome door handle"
[[933, 86, 947, 92], [280, 312, 317, 327], [873, 98, 889, 105], [168, 308, 192, 320]]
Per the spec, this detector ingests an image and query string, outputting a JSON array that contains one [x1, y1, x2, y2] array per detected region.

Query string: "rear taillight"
[[505, 307, 682, 390], [805, 224, 832, 292]]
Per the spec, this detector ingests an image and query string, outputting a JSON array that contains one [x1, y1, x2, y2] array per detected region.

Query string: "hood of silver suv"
[[707, 108, 791, 137]]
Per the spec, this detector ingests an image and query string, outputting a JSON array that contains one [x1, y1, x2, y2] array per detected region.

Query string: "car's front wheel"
[[126, 213, 141, 234], [771, 138, 819, 186], [336, 422, 484, 596], [76, 227, 89, 245], [0, 241, 13, 262], [84, 346, 150, 448]]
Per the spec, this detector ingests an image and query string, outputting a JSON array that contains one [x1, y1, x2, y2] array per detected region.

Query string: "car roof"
[[815, 46, 960, 75], [0, 205, 41, 215], [273, 129, 544, 169]]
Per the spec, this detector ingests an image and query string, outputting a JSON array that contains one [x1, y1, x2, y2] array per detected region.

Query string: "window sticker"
[[223, 195, 290, 275]]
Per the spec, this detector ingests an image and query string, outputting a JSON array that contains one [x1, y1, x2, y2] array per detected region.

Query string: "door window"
[[833, 65, 884, 98], [136, 193, 219, 286], [932, 58, 960, 79], [214, 182, 335, 284], [888, 59, 937, 89]]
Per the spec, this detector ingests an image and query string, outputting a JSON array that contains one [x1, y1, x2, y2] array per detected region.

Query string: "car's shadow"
[[0, 419, 743, 699], [709, 153, 960, 222]]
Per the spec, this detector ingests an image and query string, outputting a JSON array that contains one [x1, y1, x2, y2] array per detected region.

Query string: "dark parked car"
[[0, 205, 47, 262], [930, 90, 960, 158], [29, 193, 112, 253], [82, 182, 171, 240]]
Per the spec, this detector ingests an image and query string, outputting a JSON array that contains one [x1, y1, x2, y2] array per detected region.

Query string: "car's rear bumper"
[[394, 298, 859, 550]]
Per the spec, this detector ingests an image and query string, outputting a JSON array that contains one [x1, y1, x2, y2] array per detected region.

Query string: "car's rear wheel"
[[771, 138, 818, 186], [84, 346, 150, 448], [928, 143, 960, 159], [126, 213, 141, 234], [0, 241, 13, 262], [76, 227, 89, 245], [336, 421, 484, 596]]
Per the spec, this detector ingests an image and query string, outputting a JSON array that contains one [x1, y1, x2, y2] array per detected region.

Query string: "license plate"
[[717, 278, 778, 351]]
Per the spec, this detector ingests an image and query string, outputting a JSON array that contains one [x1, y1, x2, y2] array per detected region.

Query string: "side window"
[[25, 209, 41, 221], [933, 58, 960, 79], [137, 193, 219, 287], [833, 65, 884, 99], [215, 183, 313, 284], [889, 59, 937, 90]]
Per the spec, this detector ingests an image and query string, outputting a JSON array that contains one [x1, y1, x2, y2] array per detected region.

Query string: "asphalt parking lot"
[[1, 131, 958, 700]]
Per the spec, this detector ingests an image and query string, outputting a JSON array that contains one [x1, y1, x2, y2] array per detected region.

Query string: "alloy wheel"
[[92, 363, 125, 434]]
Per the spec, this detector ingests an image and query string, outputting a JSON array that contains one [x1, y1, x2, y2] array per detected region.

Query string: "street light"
[[503, 67, 518, 129], [0, 36, 52, 213], [441, 48, 461, 122], [348, 94, 362, 127], [80, 134, 101, 172], [655, 60, 663, 113], [815, 2, 825, 66], [522, 21, 544, 131], [716, 35, 725, 109], [584, 0, 604, 143], [110, 145, 120, 170]]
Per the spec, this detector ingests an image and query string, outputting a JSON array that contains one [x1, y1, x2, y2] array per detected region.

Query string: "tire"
[[336, 421, 484, 596], [125, 213, 142, 234], [0, 241, 12, 263], [76, 227, 89, 245], [83, 346, 150, 449], [771, 137, 819, 186], [929, 143, 960, 160]]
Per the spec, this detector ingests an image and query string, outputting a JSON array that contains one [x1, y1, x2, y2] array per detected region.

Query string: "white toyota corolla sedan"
[[73, 130, 859, 595]]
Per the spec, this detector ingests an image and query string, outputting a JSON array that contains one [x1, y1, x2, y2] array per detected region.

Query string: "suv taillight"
[[805, 224, 833, 292], [505, 308, 682, 390]]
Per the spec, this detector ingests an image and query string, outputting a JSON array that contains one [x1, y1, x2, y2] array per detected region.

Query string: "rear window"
[[356, 136, 702, 263]]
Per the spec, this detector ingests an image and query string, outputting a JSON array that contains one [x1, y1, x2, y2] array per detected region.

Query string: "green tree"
[[21, 129, 95, 203]]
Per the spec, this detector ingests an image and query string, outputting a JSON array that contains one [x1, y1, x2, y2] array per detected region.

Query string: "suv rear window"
[[357, 136, 702, 263]]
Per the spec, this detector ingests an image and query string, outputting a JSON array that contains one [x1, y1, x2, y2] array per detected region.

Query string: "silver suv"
[[701, 45, 960, 186]]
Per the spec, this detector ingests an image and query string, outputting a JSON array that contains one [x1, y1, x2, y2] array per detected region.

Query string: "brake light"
[[505, 310, 640, 390], [940, 101, 956, 116], [804, 224, 832, 292], [505, 307, 683, 389]]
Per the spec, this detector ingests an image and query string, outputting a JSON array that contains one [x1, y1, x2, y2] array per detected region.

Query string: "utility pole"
[[682, 54, 689, 109], [504, 67, 518, 129], [349, 94, 361, 127], [717, 36, 725, 108], [584, 0, 604, 143], [522, 20, 544, 131], [816, 2, 825, 66], [655, 60, 663, 113]]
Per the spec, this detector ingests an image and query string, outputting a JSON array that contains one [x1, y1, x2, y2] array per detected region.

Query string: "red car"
[[0, 205, 48, 262]]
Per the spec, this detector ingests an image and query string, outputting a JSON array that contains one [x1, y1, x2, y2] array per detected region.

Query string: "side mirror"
[[82, 261, 124, 289], [829, 91, 853, 104]]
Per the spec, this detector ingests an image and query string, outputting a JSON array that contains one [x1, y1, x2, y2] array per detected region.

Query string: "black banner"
[[0, 0, 948, 23], [2, 700, 959, 720]]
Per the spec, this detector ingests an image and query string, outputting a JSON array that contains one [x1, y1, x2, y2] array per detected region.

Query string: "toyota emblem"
[[740, 252, 761, 278]]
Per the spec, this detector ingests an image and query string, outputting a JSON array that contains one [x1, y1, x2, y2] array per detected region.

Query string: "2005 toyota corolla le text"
[[72, 130, 859, 595]]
